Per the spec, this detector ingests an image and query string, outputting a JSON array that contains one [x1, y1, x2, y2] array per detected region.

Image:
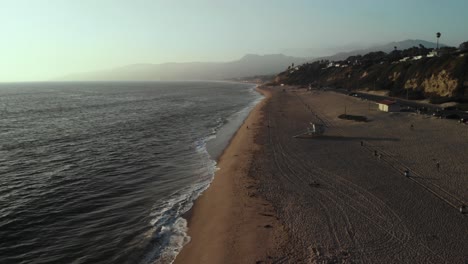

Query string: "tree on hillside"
[[361, 51, 387, 65], [459, 41, 468, 51], [418, 44, 430, 56]]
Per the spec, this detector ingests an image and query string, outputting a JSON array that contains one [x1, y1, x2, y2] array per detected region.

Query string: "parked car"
[[444, 113, 461, 120]]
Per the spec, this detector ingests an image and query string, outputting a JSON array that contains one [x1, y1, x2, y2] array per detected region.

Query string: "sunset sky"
[[0, 0, 467, 81]]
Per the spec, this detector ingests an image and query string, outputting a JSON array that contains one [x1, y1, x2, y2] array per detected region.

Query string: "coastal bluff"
[[273, 47, 468, 102]]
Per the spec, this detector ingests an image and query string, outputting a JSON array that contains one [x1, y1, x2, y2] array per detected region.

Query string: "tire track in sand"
[[285, 91, 447, 263]]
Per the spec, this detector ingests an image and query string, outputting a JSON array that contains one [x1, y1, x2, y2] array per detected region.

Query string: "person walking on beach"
[[374, 150, 378, 156], [436, 161, 440, 172], [360, 141, 364, 146]]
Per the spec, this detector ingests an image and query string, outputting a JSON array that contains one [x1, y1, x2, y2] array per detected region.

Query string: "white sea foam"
[[146, 84, 264, 264], [0, 81, 265, 264], [158, 217, 191, 264], [143, 134, 217, 264]]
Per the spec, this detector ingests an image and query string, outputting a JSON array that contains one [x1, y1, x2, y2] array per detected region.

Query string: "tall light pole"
[[436, 32, 441, 50]]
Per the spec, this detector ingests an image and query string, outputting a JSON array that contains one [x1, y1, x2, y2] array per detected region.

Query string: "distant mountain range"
[[58, 54, 311, 81], [58, 39, 446, 81]]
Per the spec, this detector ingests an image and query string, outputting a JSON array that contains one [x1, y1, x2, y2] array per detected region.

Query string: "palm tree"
[[436, 32, 441, 50]]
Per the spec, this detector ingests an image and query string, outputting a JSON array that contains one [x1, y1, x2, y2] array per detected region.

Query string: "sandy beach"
[[175, 85, 467, 263], [174, 88, 288, 264]]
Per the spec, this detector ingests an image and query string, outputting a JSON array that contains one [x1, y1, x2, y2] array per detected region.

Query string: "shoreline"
[[174, 84, 468, 263], [174, 86, 286, 263], [205, 83, 262, 161]]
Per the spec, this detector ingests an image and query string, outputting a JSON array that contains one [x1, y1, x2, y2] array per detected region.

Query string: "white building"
[[399, 57, 410, 62], [427, 50, 439, 57], [377, 100, 400, 112]]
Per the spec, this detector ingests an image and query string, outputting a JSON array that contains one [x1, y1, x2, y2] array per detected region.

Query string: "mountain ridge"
[[58, 54, 309, 81], [58, 39, 448, 81]]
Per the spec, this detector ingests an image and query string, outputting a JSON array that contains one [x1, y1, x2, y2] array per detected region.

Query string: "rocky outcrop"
[[420, 70, 459, 97]]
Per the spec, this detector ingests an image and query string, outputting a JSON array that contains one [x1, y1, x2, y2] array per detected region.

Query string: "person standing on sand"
[[436, 161, 440, 171], [404, 169, 410, 177]]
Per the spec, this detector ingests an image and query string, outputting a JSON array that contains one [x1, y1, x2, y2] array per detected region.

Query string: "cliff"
[[273, 50, 468, 102]]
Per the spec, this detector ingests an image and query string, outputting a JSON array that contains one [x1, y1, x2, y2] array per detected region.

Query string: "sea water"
[[0, 81, 262, 263]]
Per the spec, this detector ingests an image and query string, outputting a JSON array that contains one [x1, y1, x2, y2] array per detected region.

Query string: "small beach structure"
[[404, 169, 410, 177], [460, 205, 467, 214], [293, 122, 325, 138], [377, 100, 400, 112], [307, 123, 325, 135]]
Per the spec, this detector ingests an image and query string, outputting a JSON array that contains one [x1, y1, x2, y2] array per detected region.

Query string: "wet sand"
[[175, 85, 467, 263]]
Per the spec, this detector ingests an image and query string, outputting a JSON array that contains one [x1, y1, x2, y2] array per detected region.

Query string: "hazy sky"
[[0, 0, 467, 82]]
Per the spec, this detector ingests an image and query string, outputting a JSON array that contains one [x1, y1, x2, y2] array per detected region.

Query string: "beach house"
[[377, 100, 400, 112]]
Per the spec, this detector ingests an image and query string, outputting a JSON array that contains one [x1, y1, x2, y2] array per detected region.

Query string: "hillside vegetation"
[[273, 45, 468, 102]]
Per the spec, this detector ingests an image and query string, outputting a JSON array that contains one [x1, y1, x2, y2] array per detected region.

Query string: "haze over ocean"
[[1, 0, 467, 82], [0, 81, 261, 263]]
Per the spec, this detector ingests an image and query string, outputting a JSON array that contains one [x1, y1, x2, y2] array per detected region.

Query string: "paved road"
[[329, 88, 468, 120]]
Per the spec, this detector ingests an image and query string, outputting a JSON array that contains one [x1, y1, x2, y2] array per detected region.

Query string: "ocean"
[[0, 81, 262, 263]]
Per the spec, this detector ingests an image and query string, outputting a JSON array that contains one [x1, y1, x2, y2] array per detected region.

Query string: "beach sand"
[[175, 85, 467, 263], [174, 88, 288, 264]]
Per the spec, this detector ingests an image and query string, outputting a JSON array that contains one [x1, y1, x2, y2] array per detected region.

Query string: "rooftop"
[[377, 100, 397, 105]]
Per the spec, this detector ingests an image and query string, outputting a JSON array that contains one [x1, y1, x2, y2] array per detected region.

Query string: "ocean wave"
[[155, 217, 190, 264], [144, 134, 217, 264], [0, 81, 262, 264], [147, 85, 264, 264]]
